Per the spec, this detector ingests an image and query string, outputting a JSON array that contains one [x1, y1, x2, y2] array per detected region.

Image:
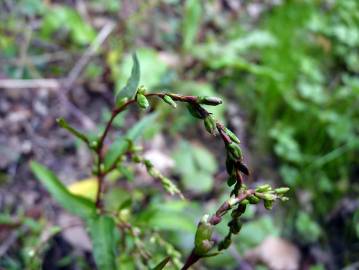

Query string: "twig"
[[93, 92, 205, 208], [0, 79, 62, 90]]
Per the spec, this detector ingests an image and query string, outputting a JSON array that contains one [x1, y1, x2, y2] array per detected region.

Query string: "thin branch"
[[0, 79, 62, 90]]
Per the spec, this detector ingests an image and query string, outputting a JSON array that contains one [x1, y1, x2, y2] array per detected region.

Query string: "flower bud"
[[204, 115, 217, 135], [229, 219, 242, 234], [264, 200, 273, 210], [137, 85, 146, 95], [218, 235, 231, 251], [227, 143, 242, 161], [255, 184, 272, 193], [237, 161, 249, 176], [132, 155, 142, 163], [263, 194, 276, 201], [227, 175, 236, 187], [187, 103, 206, 119], [194, 215, 214, 255], [89, 140, 99, 150], [224, 128, 241, 144], [56, 117, 67, 128], [162, 95, 177, 108], [248, 195, 260, 204], [226, 157, 235, 174], [136, 94, 149, 109], [239, 199, 249, 205], [236, 204, 246, 214], [198, 96, 223, 106], [275, 187, 290, 194]]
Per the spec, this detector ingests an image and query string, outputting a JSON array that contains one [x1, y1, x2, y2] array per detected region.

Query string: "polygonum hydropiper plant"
[[30, 54, 289, 270]]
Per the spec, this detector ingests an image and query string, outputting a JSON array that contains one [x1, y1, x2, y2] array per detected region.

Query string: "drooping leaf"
[[182, 0, 202, 50], [30, 161, 96, 219], [88, 215, 117, 270], [152, 256, 171, 270], [103, 113, 158, 171], [115, 53, 140, 106]]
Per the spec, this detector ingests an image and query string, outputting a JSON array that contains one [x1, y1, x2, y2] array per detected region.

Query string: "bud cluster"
[[134, 156, 184, 199]]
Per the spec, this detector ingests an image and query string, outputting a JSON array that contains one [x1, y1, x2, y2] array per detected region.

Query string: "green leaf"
[[295, 212, 321, 243], [152, 256, 171, 270], [117, 48, 168, 90], [87, 215, 117, 270], [173, 142, 215, 193], [41, 6, 96, 45], [182, 0, 202, 50], [115, 53, 140, 106], [103, 113, 158, 171], [30, 161, 95, 219]]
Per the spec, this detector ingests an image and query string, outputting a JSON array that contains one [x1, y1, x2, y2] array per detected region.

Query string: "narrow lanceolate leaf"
[[115, 53, 140, 106], [152, 256, 171, 270], [103, 113, 158, 171], [30, 161, 96, 219], [88, 215, 117, 270]]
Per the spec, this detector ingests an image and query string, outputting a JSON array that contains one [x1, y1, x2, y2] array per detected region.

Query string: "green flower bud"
[[218, 235, 231, 251], [275, 187, 290, 194], [136, 94, 149, 109], [226, 157, 235, 174], [224, 128, 241, 144], [56, 117, 67, 128], [228, 219, 242, 234], [248, 195, 260, 204], [204, 115, 217, 135], [280, 196, 289, 202], [264, 200, 273, 210], [162, 95, 177, 108], [239, 199, 249, 205], [255, 184, 272, 193], [89, 140, 99, 150], [227, 175, 236, 187], [187, 103, 206, 119], [194, 215, 214, 255], [227, 143, 242, 161], [198, 96, 223, 106], [263, 194, 276, 201], [132, 155, 142, 163], [137, 85, 146, 94]]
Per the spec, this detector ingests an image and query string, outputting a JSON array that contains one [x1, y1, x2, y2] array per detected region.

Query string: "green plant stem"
[[94, 92, 200, 209], [181, 190, 255, 270]]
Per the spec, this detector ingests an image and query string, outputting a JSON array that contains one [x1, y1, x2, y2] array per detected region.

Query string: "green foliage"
[[173, 142, 217, 193], [29, 53, 288, 270], [87, 216, 118, 270], [30, 161, 96, 219], [151, 257, 171, 270], [115, 54, 140, 106], [103, 113, 158, 171], [182, 0, 202, 50], [41, 5, 96, 45]]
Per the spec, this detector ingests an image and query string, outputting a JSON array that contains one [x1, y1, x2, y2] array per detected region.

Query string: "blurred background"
[[0, 0, 359, 269]]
